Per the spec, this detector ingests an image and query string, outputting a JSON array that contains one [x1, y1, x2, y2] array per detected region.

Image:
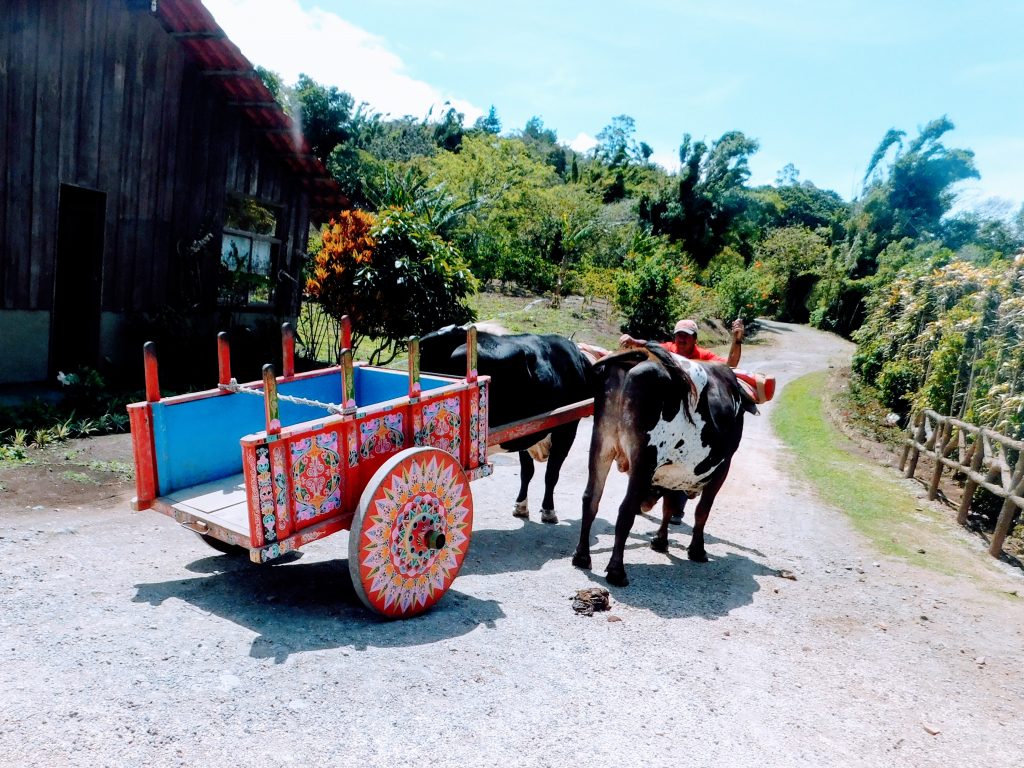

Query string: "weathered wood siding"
[[0, 0, 310, 317]]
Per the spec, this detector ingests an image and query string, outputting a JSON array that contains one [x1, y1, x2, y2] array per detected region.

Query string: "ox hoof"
[[540, 508, 558, 524], [605, 567, 629, 587], [512, 501, 529, 520], [687, 546, 708, 563], [571, 551, 592, 570], [651, 535, 669, 554]]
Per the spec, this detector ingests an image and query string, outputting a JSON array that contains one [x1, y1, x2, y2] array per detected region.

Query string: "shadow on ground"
[[133, 554, 504, 664]]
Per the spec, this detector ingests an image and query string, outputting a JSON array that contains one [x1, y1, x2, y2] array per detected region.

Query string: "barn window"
[[219, 196, 281, 306]]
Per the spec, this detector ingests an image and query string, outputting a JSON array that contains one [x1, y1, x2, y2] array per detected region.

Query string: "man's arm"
[[726, 319, 744, 368], [619, 333, 646, 349]]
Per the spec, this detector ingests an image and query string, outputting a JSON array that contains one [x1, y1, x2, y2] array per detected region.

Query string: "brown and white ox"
[[572, 343, 756, 586]]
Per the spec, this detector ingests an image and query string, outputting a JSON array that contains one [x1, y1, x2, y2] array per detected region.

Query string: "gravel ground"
[[2, 320, 1023, 768]]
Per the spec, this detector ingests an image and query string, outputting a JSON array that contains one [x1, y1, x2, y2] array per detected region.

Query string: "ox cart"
[[127, 320, 593, 619]]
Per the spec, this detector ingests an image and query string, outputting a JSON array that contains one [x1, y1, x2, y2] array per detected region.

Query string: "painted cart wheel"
[[349, 447, 474, 618]]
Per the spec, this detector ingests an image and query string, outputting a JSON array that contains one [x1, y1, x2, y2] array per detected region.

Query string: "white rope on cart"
[[218, 379, 347, 415]]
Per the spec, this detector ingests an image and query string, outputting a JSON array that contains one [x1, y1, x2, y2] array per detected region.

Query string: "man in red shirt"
[[620, 317, 745, 365]]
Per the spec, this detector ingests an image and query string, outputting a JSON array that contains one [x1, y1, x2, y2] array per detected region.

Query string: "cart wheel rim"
[[349, 447, 473, 618]]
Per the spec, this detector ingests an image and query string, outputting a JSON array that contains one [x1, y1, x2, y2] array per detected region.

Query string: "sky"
[[204, 0, 1024, 214]]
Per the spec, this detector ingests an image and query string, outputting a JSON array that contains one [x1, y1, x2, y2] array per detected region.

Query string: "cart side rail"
[[238, 377, 491, 555], [488, 398, 594, 446]]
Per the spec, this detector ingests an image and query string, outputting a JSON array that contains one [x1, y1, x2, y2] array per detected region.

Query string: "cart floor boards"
[[165, 474, 250, 536]]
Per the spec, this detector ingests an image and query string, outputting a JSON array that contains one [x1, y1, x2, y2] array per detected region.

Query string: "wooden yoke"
[[281, 322, 295, 378], [217, 332, 231, 386], [262, 364, 281, 436]]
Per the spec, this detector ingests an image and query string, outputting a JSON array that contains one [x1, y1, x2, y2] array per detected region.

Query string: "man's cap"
[[673, 319, 698, 336]]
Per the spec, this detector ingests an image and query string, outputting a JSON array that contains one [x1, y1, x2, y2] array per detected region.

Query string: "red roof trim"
[[151, 0, 348, 216]]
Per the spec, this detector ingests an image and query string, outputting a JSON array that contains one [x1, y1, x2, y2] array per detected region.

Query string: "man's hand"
[[731, 319, 745, 343], [619, 333, 643, 349]]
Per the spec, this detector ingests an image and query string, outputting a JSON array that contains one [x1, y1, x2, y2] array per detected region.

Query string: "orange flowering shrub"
[[305, 209, 377, 303], [303, 207, 476, 361]]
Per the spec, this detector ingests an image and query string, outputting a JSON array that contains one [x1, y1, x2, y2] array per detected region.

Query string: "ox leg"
[[572, 442, 614, 571], [664, 490, 687, 525], [651, 501, 672, 554], [687, 462, 731, 563], [513, 451, 535, 519], [605, 470, 653, 587], [539, 423, 578, 524]]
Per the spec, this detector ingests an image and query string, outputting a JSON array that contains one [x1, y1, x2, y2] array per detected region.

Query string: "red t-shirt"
[[661, 340, 726, 363]]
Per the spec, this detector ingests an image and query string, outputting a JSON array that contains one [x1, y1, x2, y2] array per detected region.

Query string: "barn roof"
[[149, 0, 348, 218]]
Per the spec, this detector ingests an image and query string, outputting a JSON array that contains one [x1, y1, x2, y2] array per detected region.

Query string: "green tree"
[[432, 105, 465, 153], [473, 105, 502, 135], [853, 116, 979, 273], [640, 130, 760, 266], [517, 116, 569, 176], [255, 66, 289, 114], [293, 74, 355, 164]]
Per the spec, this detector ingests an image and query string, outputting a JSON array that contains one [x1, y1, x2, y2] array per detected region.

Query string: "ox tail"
[[592, 344, 696, 425]]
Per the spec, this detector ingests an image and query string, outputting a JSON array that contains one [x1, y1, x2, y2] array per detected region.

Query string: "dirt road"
[[2, 321, 1022, 768]]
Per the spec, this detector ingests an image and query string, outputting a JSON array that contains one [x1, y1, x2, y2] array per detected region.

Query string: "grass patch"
[[87, 460, 134, 479], [61, 470, 99, 485], [772, 370, 949, 572]]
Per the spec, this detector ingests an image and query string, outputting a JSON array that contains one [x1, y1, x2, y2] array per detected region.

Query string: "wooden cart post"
[[262, 364, 281, 436], [408, 337, 421, 400], [217, 332, 231, 386], [465, 324, 478, 383], [282, 322, 295, 378], [340, 348, 356, 414], [144, 341, 160, 403], [340, 314, 352, 361], [128, 342, 161, 510]]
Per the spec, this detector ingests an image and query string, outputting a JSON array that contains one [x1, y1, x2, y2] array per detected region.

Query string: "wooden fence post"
[[899, 411, 919, 472], [956, 428, 986, 526], [928, 419, 954, 500], [989, 451, 1024, 558], [905, 412, 927, 478]]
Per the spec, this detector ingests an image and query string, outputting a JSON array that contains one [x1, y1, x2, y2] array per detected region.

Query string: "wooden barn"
[[0, 0, 345, 385]]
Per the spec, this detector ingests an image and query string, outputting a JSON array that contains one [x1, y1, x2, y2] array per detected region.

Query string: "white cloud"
[[649, 148, 680, 174], [566, 132, 598, 154], [203, 0, 482, 123]]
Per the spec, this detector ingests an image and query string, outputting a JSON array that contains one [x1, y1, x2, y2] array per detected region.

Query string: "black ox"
[[572, 343, 756, 586], [419, 325, 593, 524]]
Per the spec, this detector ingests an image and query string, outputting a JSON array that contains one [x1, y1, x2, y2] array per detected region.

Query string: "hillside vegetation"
[[265, 72, 1023, 432]]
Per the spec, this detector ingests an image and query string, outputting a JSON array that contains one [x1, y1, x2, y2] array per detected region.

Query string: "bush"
[[876, 359, 922, 414], [614, 254, 682, 338], [714, 268, 768, 325]]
